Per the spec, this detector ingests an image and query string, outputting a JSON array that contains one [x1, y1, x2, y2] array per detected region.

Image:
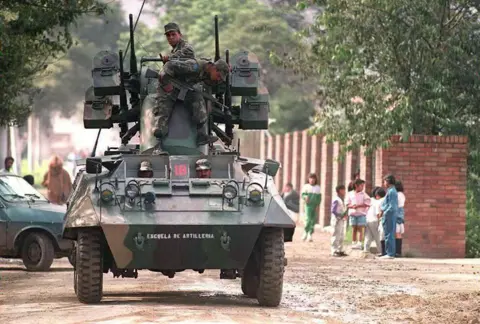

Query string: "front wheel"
[[256, 228, 285, 307], [21, 232, 55, 271], [75, 229, 103, 304]]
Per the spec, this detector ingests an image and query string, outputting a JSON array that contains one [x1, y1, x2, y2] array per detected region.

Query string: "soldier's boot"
[[196, 131, 218, 146]]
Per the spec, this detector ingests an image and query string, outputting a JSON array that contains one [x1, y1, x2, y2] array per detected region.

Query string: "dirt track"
[[1, 229, 480, 324]]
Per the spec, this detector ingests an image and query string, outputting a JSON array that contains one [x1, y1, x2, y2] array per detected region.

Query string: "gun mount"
[[83, 14, 270, 156]]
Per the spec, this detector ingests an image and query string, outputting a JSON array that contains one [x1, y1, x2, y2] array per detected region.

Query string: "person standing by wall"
[[345, 179, 370, 249], [41, 155, 73, 205], [330, 185, 347, 256], [364, 187, 385, 254], [378, 174, 399, 259], [301, 173, 321, 242], [395, 180, 406, 257]]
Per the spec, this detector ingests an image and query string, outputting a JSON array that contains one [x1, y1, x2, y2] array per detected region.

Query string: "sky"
[[119, 0, 159, 26]]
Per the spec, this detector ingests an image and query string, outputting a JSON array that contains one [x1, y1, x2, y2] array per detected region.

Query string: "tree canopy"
[[289, 0, 480, 153], [0, 0, 107, 126]]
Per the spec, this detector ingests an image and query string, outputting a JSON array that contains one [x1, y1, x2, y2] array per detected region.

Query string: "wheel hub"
[[28, 242, 42, 263]]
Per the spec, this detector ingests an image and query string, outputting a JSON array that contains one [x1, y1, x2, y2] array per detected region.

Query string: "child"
[[331, 185, 347, 256], [301, 173, 321, 242], [378, 174, 399, 259], [395, 180, 406, 257], [345, 179, 371, 249], [364, 187, 385, 254]]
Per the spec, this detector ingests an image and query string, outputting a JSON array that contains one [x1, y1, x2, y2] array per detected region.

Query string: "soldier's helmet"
[[139, 160, 153, 172], [214, 59, 230, 82], [195, 158, 211, 171], [164, 22, 181, 35]]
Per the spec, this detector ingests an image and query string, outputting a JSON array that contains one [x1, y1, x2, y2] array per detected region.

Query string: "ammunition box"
[[230, 50, 260, 97], [239, 86, 269, 130], [83, 86, 114, 129], [92, 50, 121, 97]]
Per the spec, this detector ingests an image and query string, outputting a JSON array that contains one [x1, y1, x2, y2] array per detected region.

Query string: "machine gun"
[[83, 14, 271, 155]]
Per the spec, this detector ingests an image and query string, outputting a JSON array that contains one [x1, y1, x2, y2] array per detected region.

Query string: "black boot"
[[380, 240, 386, 256], [196, 131, 218, 146], [396, 239, 402, 257]]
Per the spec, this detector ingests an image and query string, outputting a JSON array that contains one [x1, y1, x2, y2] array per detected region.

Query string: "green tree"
[[289, 0, 480, 152], [0, 0, 107, 126], [31, 2, 128, 125]]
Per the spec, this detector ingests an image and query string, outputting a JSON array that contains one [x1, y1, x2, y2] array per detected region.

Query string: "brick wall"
[[376, 135, 467, 258], [239, 130, 468, 258]]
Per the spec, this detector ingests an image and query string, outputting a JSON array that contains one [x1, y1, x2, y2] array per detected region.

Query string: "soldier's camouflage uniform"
[[168, 38, 195, 61], [153, 58, 228, 144]]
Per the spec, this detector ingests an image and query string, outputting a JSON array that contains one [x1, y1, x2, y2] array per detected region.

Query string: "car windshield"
[[0, 175, 47, 202]]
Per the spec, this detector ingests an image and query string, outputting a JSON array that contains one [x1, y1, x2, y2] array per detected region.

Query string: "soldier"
[[195, 158, 212, 178], [153, 58, 230, 146], [138, 160, 153, 178], [160, 22, 195, 63]]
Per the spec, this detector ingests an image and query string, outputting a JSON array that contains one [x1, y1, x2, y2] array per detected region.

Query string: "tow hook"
[[284, 258, 288, 266]]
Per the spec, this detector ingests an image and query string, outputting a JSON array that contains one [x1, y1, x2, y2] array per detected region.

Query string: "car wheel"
[[21, 232, 55, 271], [256, 227, 285, 307]]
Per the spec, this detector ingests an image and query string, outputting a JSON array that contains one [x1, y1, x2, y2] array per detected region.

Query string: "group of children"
[[330, 176, 406, 258]]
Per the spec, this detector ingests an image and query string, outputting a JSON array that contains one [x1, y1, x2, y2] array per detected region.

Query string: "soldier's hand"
[[161, 55, 169, 63]]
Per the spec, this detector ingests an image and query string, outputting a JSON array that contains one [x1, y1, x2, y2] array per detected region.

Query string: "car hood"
[[13, 202, 67, 223]]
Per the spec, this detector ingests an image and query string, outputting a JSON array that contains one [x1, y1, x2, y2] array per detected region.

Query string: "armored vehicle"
[[63, 14, 295, 306]]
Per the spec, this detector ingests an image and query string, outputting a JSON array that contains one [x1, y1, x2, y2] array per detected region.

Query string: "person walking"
[[41, 155, 73, 205], [301, 173, 321, 242]]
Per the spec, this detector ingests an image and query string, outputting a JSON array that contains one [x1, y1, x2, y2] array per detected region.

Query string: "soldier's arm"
[[169, 44, 195, 60]]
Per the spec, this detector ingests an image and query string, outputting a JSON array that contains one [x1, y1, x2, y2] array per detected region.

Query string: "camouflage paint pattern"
[[63, 154, 295, 270]]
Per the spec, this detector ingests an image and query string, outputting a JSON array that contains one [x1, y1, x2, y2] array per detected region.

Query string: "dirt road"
[[1, 230, 480, 324]]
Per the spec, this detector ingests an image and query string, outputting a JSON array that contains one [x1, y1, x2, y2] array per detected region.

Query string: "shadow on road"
[[0, 267, 73, 272], [99, 290, 259, 307]]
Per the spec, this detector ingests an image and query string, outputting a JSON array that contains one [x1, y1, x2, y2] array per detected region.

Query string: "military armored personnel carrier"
[[63, 14, 295, 307]]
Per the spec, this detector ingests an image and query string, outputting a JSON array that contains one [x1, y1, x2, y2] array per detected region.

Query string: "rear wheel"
[[256, 228, 285, 307], [75, 229, 103, 304], [21, 232, 55, 271]]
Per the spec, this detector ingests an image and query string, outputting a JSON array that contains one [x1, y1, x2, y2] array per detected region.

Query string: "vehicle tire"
[[68, 244, 76, 268], [75, 229, 103, 304], [21, 232, 55, 271], [256, 227, 284, 307], [241, 256, 258, 298]]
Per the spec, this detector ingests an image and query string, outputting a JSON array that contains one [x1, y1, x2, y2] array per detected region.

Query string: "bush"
[[466, 186, 480, 258]]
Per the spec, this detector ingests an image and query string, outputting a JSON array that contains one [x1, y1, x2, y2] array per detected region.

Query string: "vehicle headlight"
[[125, 181, 140, 199], [247, 183, 263, 202], [144, 191, 155, 204], [223, 185, 238, 200], [100, 189, 114, 203]]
